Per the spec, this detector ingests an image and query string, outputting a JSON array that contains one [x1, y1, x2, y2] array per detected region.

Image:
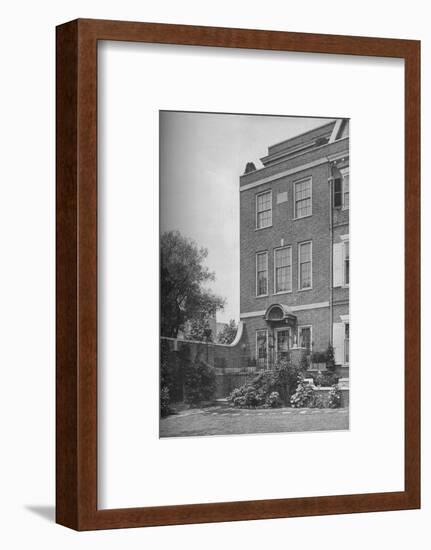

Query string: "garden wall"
[[161, 325, 350, 404], [161, 321, 259, 400]]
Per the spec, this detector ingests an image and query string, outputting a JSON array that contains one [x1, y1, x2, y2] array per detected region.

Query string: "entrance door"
[[275, 328, 290, 363]]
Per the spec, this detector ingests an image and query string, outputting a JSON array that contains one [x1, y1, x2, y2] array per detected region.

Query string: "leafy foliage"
[[326, 343, 336, 370], [267, 391, 282, 408], [160, 230, 225, 337], [217, 319, 238, 345], [328, 384, 342, 408], [312, 370, 339, 387], [184, 349, 216, 406], [228, 358, 303, 408], [300, 350, 310, 370], [290, 377, 315, 408], [311, 350, 327, 363], [160, 386, 171, 418], [185, 317, 214, 342]]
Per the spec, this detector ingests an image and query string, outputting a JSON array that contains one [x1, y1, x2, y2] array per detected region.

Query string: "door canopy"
[[263, 303, 297, 326]]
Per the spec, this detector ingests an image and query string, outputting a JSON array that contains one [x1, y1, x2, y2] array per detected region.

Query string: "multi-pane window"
[[334, 174, 349, 209], [256, 252, 268, 296], [276, 329, 290, 361], [344, 240, 350, 285], [344, 323, 350, 364], [294, 178, 312, 218], [299, 326, 312, 351], [334, 177, 342, 207], [256, 330, 268, 366], [274, 246, 292, 293], [256, 190, 272, 229], [343, 174, 350, 209], [298, 241, 312, 290]]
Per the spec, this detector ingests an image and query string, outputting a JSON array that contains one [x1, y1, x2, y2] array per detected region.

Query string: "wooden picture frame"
[[56, 18, 420, 530]]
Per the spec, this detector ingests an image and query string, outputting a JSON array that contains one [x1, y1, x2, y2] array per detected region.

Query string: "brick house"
[[239, 119, 349, 376]]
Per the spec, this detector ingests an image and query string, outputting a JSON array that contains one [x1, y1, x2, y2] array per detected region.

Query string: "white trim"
[[255, 189, 273, 230], [273, 245, 292, 295], [240, 301, 329, 319], [329, 119, 343, 143], [255, 250, 269, 297], [298, 240, 313, 291], [293, 176, 312, 220], [240, 158, 326, 192], [340, 314, 350, 323], [160, 321, 245, 349], [327, 149, 349, 163], [344, 321, 350, 365], [239, 137, 350, 191], [298, 324, 313, 349], [266, 121, 336, 153], [343, 239, 350, 287], [341, 170, 350, 211], [291, 301, 328, 312]]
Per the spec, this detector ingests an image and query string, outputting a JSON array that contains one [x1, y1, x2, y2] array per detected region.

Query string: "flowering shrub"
[[290, 377, 315, 408], [313, 393, 325, 408], [267, 391, 282, 408], [328, 384, 342, 408], [228, 359, 302, 408], [228, 385, 265, 408]]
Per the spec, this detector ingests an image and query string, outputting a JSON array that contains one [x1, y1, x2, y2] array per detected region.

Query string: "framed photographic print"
[[56, 19, 420, 530]]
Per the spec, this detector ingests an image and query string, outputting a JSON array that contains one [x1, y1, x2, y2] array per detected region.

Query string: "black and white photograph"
[[159, 111, 350, 438]]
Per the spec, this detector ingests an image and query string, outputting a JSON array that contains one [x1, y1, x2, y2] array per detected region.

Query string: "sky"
[[160, 111, 333, 323]]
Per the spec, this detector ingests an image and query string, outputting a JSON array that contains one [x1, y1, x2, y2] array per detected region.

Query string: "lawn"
[[159, 405, 349, 438]]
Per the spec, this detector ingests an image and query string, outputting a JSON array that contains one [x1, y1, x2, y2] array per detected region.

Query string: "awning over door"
[[263, 303, 297, 326]]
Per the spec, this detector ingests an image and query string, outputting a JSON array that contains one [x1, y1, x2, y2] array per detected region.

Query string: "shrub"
[[311, 350, 327, 363], [228, 385, 264, 408], [160, 386, 171, 417], [228, 358, 303, 408], [328, 384, 342, 408], [300, 351, 310, 371], [326, 344, 335, 371], [267, 391, 282, 408], [313, 393, 326, 408], [290, 377, 315, 408], [160, 339, 184, 407], [184, 352, 216, 406], [312, 370, 339, 387]]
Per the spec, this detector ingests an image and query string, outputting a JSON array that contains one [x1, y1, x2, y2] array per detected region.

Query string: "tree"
[[217, 319, 238, 345], [185, 317, 214, 343], [160, 230, 225, 338]]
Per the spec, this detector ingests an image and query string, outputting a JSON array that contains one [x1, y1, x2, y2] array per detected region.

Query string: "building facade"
[[239, 119, 350, 375]]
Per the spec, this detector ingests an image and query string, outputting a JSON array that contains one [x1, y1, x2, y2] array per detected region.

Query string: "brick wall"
[[242, 307, 331, 361], [161, 322, 262, 399], [240, 162, 332, 313]]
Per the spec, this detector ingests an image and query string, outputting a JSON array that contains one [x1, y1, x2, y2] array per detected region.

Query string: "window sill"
[[293, 214, 312, 221], [255, 224, 273, 231], [273, 290, 293, 296], [297, 286, 313, 292], [255, 294, 269, 299]]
